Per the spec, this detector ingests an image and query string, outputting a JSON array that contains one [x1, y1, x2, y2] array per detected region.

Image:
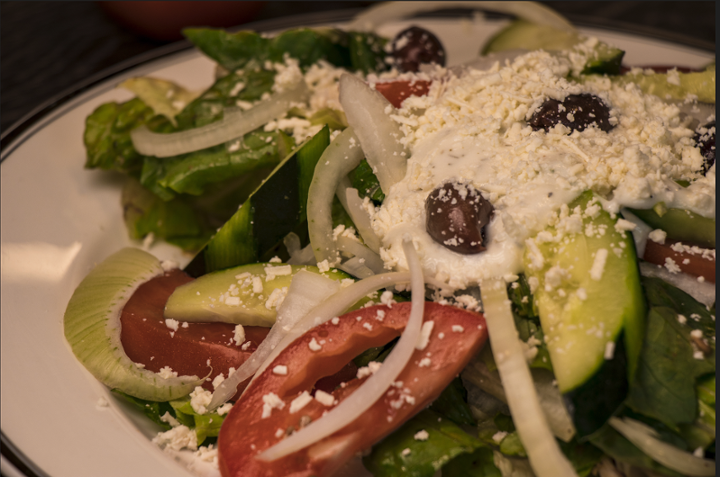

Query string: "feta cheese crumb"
[[380, 290, 396, 307], [331, 317, 340, 325], [648, 229, 667, 244], [402, 448, 412, 456], [414, 430, 429, 441], [309, 338, 322, 351], [416, 321, 434, 350], [153, 425, 197, 451], [190, 386, 213, 415], [289, 391, 313, 413], [590, 249, 608, 281], [212, 373, 225, 389], [317, 259, 330, 272], [165, 318, 179, 331], [273, 365, 288, 375], [314, 389, 335, 406], [492, 431, 508, 443], [265, 264, 292, 281], [216, 403, 233, 416], [261, 393, 285, 418], [418, 357, 432, 367], [233, 324, 245, 346], [604, 341, 615, 360], [451, 325, 465, 333], [158, 366, 178, 379], [225, 296, 241, 306]]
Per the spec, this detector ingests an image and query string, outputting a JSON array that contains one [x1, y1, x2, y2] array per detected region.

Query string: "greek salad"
[[65, 2, 715, 477]]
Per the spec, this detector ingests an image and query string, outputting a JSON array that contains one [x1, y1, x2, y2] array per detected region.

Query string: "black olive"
[[694, 120, 715, 174], [391, 26, 446, 73], [425, 182, 494, 254], [529, 93, 614, 133]]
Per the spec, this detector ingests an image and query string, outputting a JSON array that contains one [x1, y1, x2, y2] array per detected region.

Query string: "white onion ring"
[[480, 278, 577, 477], [336, 235, 385, 274], [131, 81, 309, 158], [307, 127, 365, 265], [346, 1, 575, 32], [256, 238, 426, 461], [339, 74, 408, 194], [343, 187, 382, 253], [610, 417, 715, 476]]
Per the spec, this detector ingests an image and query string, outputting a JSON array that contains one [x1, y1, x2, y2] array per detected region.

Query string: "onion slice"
[[609, 417, 715, 477], [256, 238, 426, 461], [339, 74, 408, 193], [307, 127, 366, 265], [131, 81, 309, 158], [208, 270, 340, 411], [336, 235, 385, 274], [480, 278, 577, 477], [343, 187, 382, 253], [346, 1, 575, 33]]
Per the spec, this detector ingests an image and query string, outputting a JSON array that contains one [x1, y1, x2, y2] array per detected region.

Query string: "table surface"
[[1, 1, 715, 135]]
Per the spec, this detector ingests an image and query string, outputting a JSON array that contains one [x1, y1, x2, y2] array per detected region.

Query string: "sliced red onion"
[[346, 1, 575, 32], [256, 238, 426, 461], [480, 278, 577, 477], [307, 127, 365, 265], [208, 270, 340, 410], [339, 74, 408, 193], [131, 81, 309, 158], [609, 417, 715, 476]]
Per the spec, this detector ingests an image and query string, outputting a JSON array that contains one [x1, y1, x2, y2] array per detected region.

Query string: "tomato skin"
[[374, 80, 432, 108], [218, 302, 488, 477], [643, 239, 715, 283], [120, 269, 270, 398]]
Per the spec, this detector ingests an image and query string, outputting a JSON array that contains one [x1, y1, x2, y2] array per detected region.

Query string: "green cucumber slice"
[[184, 126, 330, 276], [164, 263, 353, 326], [611, 66, 715, 104], [64, 248, 202, 401], [482, 20, 624, 75], [629, 206, 716, 248], [523, 191, 645, 394]]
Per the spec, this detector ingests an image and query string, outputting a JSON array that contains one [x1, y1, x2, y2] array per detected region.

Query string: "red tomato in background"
[[374, 80, 432, 108], [98, 1, 265, 41], [120, 269, 270, 399], [217, 302, 488, 477]]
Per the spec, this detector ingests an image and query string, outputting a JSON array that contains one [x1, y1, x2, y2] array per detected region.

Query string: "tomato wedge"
[[217, 302, 487, 477], [120, 269, 270, 398], [374, 80, 432, 108], [643, 239, 715, 283]]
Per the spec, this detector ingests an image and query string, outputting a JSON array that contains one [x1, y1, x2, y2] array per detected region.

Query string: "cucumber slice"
[[164, 263, 353, 326], [629, 206, 715, 248], [611, 66, 715, 104], [184, 126, 330, 276], [523, 191, 645, 394], [482, 20, 624, 75], [64, 248, 202, 401]]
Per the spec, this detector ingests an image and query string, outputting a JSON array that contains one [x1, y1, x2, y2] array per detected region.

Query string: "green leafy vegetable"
[[183, 27, 389, 74], [348, 158, 385, 203], [363, 409, 491, 477], [119, 77, 200, 126], [111, 389, 175, 430], [429, 378, 477, 427], [625, 278, 715, 430], [440, 447, 501, 477], [169, 398, 227, 445], [121, 177, 212, 252]]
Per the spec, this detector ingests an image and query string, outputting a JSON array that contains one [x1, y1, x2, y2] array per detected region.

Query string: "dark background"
[[1, 1, 715, 135]]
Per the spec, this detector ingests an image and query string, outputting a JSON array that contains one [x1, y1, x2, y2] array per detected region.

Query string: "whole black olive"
[[425, 182, 495, 254], [529, 93, 614, 133], [694, 120, 715, 174], [391, 26, 446, 73]]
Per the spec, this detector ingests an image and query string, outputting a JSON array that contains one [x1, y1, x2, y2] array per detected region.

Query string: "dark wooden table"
[[1, 1, 715, 135]]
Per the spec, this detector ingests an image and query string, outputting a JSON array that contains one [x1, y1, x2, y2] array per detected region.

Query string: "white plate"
[[1, 12, 714, 477]]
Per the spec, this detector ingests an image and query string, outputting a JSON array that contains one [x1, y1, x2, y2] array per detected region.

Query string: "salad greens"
[[80, 10, 715, 477]]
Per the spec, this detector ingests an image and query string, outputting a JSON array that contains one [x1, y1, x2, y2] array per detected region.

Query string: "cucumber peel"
[[612, 66, 716, 104], [164, 263, 354, 326], [629, 205, 715, 248], [482, 19, 624, 75], [523, 191, 645, 394], [64, 248, 202, 401]]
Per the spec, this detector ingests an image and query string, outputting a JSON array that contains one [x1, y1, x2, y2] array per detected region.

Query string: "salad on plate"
[[64, 2, 716, 476]]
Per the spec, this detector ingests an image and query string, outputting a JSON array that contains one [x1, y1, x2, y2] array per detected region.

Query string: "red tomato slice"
[[374, 80, 432, 108], [218, 302, 488, 477], [643, 239, 715, 283], [120, 269, 270, 398]]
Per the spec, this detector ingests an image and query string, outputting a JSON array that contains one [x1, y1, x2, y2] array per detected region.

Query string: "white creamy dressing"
[[369, 49, 715, 289]]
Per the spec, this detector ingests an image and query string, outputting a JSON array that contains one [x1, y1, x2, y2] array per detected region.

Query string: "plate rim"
[[0, 7, 714, 477]]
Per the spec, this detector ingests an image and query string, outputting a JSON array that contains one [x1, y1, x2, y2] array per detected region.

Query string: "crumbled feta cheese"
[[233, 324, 245, 346], [165, 318, 179, 331], [289, 391, 313, 413], [590, 249, 608, 281], [451, 325, 465, 333], [158, 366, 178, 379], [415, 321, 434, 350], [648, 229, 667, 244], [273, 365, 288, 375], [314, 389, 335, 406], [309, 338, 322, 351], [414, 430, 429, 441], [190, 386, 213, 415]]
